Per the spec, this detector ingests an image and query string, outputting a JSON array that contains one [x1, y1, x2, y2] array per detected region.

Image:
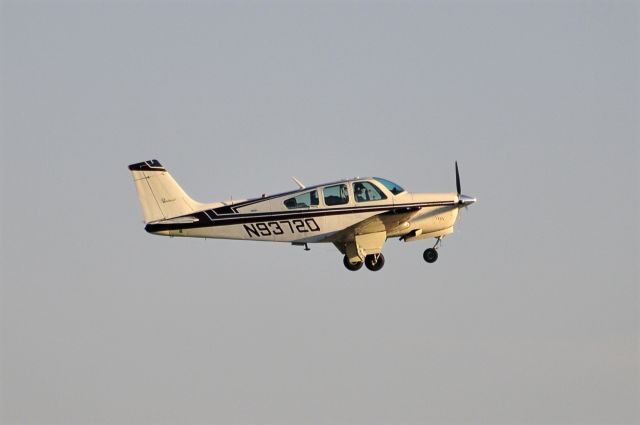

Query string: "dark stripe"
[[208, 201, 452, 221], [128, 159, 165, 172], [145, 201, 455, 232]]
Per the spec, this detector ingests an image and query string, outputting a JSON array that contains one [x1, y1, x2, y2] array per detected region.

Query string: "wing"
[[322, 207, 420, 243], [321, 207, 422, 260]]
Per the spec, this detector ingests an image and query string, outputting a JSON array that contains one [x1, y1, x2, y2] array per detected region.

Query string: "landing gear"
[[365, 253, 385, 271], [343, 255, 363, 271], [342, 254, 385, 271], [423, 236, 442, 263], [423, 248, 438, 263]]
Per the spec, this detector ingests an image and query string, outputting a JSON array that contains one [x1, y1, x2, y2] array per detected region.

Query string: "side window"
[[283, 190, 319, 209], [323, 184, 349, 206], [353, 181, 388, 202]]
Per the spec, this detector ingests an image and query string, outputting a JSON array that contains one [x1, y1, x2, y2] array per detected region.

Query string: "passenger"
[[341, 185, 349, 203]]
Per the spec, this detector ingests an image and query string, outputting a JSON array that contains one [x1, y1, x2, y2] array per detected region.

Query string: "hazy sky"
[[1, 1, 638, 424]]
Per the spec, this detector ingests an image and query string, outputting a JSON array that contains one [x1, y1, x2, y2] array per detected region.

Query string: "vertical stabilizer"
[[128, 159, 203, 223]]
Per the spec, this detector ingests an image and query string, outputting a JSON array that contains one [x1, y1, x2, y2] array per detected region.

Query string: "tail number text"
[[244, 219, 320, 238]]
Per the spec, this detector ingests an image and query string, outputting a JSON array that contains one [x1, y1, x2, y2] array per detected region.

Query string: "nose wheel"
[[423, 236, 443, 263], [423, 248, 438, 263]]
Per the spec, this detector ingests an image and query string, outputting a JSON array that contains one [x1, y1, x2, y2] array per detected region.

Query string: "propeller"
[[455, 161, 461, 195], [455, 161, 476, 207]]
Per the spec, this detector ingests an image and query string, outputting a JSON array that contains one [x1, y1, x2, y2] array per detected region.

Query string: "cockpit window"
[[353, 181, 387, 202], [283, 190, 319, 209], [323, 184, 349, 206], [373, 177, 405, 195]]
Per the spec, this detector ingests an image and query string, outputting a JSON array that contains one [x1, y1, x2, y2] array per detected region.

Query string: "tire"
[[423, 248, 438, 263], [343, 255, 363, 271], [364, 253, 385, 271]]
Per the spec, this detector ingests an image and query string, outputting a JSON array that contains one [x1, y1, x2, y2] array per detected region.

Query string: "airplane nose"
[[458, 194, 476, 206]]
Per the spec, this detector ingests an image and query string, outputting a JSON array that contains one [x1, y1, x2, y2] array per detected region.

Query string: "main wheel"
[[343, 255, 363, 271], [364, 253, 385, 271], [423, 248, 438, 263]]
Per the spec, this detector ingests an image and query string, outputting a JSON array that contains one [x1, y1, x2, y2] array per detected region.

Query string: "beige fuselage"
[[145, 181, 460, 245]]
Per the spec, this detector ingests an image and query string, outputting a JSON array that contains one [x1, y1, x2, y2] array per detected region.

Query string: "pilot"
[[354, 183, 367, 202]]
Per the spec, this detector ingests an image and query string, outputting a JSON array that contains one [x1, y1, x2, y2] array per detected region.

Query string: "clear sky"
[[1, 1, 638, 424]]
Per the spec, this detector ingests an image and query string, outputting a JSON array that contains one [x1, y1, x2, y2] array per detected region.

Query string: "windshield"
[[373, 177, 405, 195]]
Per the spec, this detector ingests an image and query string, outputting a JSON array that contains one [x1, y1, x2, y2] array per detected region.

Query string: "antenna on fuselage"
[[291, 176, 305, 189]]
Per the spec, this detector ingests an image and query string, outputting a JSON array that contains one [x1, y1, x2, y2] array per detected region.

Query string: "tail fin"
[[128, 159, 204, 223]]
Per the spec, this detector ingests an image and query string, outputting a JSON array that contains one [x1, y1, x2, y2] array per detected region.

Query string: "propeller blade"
[[455, 161, 461, 195]]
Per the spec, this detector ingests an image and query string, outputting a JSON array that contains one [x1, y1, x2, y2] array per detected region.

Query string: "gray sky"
[[1, 1, 638, 424]]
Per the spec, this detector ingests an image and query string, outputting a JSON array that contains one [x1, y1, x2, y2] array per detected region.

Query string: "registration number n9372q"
[[243, 218, 321, 238]]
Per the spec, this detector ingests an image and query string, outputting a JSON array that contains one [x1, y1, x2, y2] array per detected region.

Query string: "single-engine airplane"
[[128, 160, 476, 271]]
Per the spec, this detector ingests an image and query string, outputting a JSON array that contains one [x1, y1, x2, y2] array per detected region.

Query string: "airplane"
[[128, 159, 476, 271]]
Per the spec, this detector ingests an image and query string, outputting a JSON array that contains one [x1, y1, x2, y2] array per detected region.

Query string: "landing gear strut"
[[343, 255, 363, 271], [365, 253, 385, 271], [423, 236, 442, 263]]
